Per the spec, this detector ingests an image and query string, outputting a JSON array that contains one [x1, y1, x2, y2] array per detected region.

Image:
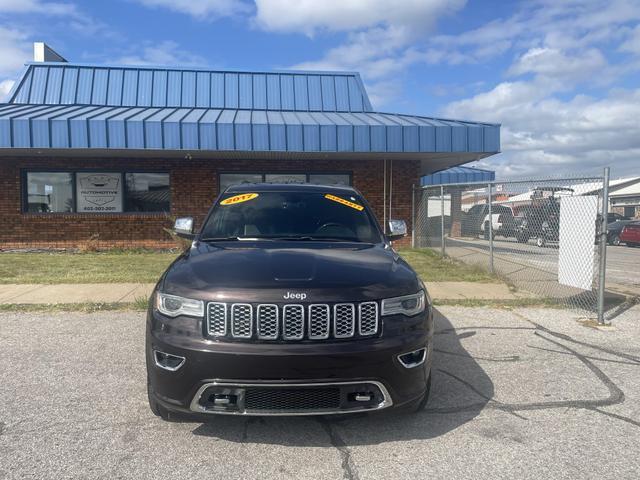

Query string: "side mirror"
[[387, 219, 407, 242], [174, 217, 195, 239]]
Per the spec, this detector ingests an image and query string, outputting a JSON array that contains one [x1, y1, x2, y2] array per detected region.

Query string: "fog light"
[[210, 394, 237, 407], [354, 393, 373, 402], [398, 347, 426, 368], [153, 350, 186, 371]]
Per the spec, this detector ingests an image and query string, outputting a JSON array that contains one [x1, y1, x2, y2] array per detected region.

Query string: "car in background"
[[608, 212, 630, 223], [514, 187, 574, 247], [462, 204, 517, 239], [620, 222, 640, 247], [607, 220, 635, 246]]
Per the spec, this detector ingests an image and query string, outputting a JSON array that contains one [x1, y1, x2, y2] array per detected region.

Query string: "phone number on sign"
[[80, 206, 120, 212]]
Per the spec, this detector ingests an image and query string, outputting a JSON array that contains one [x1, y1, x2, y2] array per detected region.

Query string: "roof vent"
[[33, 42, 67, 63]]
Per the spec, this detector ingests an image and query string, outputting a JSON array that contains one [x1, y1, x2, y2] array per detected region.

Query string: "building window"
[[26, 172, 74, 213], [219, 173, 263, 192], [220, 172, 352, 191], [624, 206, 636, 218], [125, 173, 170, 212], [308, 173, 350, 186], [24, 171, 170, 214], [264, 173, 307, 184]]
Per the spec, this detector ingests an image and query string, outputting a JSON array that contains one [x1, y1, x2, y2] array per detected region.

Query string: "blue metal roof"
[[421, 166, 496, 185], [0, 62, 501, 158], [0, 103, 500, 153], [7, 62, 373, 112]]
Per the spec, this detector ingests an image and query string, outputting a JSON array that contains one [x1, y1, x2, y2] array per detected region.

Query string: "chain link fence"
[[413, 172, 611, 320]]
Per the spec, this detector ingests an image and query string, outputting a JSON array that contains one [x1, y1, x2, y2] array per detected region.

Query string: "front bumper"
[[146, 307, 433, 416]]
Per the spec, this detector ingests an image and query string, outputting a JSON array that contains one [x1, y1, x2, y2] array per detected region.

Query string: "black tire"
[[536, 236, 546, 248], [483, 222, 491, 240], [412, 374, 432, 413], [611, 235, 621, 246], [147, 376, 171, 421], [516, 232, 529, 243]]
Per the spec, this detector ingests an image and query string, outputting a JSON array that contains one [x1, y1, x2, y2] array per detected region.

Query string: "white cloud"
[[134, 0, 251, 19], [254, 0, 464, 36], [280, 0, 466, 106], [507, 47, 608, 84], [112, 41, 207, 67], [430, 1, 640, 178], [0, 0, 77, 15], [620, 24, 640, 54], [0, 79, 15, 101], [444, 85, 640, 178], [0, 26, 30, 76]]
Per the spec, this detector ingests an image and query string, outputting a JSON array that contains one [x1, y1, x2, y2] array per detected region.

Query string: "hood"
[[162, 241, 421, 303]]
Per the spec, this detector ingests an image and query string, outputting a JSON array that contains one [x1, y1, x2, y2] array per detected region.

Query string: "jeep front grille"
[[257, 304, 278, 339], [206, 301, 379, 341], [207, 302, 227, 336]]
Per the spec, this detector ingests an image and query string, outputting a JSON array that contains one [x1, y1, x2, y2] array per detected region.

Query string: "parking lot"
[[2, 305, 639, 479], [441, 237, 640, 294]]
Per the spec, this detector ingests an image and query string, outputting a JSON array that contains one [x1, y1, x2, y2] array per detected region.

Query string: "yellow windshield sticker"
[[324, 194, 364, 211], [220, 193, 259, 205]]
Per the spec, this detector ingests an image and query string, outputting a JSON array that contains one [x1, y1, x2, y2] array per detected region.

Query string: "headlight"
[[156, 292, 204, 318], [381, 291, 426, 317]]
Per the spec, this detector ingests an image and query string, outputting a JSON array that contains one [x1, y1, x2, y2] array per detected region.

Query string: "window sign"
[[76, 173, 123, 212]]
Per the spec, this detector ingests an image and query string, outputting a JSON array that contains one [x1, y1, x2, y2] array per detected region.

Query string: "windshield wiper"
[[269, 236, 365, 242], [200, 236, 280, 243]]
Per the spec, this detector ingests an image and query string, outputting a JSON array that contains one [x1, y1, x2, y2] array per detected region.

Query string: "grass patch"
[[398, 248, 499, 283], [1, 247, 499, 286], [0, 251, 178, 284], [432, 297, 565, 308]]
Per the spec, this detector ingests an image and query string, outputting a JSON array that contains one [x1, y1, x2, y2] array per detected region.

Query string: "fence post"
[[488, 182, 494, 274], [597, 167, 610, 324], [411, 184, 416, 248], [440, 185, 445, 256]]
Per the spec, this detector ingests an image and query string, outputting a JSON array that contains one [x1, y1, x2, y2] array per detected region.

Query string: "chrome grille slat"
[[257, 304, 279, 339], [231, 303, 253, 338], [334, 303, 355, 338], [358, 302, 379, 335], [207, 301, 378, 341], [283, 304, 304, 340], [308, 304, 330, 340], [207, 302, 227, 336]]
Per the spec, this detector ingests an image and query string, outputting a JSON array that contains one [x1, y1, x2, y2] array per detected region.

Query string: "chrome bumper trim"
[[189, 380, 393, 416]]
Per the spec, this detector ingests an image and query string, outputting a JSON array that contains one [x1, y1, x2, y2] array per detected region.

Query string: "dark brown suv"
[[146, 183, 433, 419]]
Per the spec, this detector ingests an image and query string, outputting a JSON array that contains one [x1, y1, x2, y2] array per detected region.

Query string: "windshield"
[[200, 191, 382, 243]]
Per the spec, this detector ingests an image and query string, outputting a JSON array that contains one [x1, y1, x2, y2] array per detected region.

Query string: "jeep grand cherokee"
[[146, 183, 433, 418]]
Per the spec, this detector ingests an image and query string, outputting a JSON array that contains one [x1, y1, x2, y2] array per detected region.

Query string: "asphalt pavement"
[[450, 237, 640, 286], [2, 305, 640, 479]]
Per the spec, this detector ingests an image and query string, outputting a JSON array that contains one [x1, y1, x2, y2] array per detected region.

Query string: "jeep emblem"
[[283, 292, 307, 300]]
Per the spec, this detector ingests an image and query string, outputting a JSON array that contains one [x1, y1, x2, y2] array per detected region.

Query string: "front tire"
[[536, 236, 546, 248], [611, 234, 621, 246]]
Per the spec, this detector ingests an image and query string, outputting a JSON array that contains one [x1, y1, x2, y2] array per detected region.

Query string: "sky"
[[0, 0, 639, 180]]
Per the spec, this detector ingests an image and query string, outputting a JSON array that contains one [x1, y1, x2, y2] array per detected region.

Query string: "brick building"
[[0, 44, 500, 249]]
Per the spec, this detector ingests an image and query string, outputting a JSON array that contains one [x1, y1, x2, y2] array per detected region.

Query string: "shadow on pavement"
[[190, 308, 493, 445]]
